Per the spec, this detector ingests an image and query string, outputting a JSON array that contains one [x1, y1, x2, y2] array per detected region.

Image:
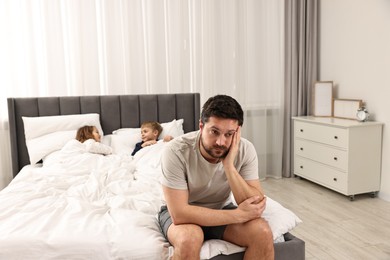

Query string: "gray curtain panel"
[[283, 0, 318, 177]]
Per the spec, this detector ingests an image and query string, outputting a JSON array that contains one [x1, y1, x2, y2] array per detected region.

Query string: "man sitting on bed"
[[158, 95, 274, 260]]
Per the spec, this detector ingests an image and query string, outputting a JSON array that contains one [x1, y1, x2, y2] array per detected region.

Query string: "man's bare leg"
[[223, 218, 274, 260], [167, 223, 204, 260]]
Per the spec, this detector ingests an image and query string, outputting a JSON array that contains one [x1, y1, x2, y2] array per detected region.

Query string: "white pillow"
[[28, 130, 77, 165], [110, 133, 141, 154], [160, 119, 184, 139], [22, 113, 104, 165], [112, 128, 139, 136], [23, 113, 103, 140], [112, 119, 184, 139], [101, 134, 113, 146], [263, 196, 302, 240]]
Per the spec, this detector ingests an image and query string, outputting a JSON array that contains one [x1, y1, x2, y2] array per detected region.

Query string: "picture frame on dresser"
[[312, 81, 333, 117], [333, 99, 363, 120]]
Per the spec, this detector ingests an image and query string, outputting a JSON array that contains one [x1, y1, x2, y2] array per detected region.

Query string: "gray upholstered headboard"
[[7, 93, 200, 177]]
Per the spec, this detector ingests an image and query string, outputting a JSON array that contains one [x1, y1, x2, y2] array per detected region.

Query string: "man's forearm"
[[224, 166, 264, 205], [169, 204, 242, 226]]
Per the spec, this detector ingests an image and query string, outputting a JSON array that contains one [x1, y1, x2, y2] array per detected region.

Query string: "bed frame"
[[7, 93, 304, 260]]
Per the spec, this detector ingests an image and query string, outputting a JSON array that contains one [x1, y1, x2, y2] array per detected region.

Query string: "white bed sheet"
[[0, 141, 300, 260]]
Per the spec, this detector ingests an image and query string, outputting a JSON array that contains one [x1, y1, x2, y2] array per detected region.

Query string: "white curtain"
[[0, 0, 284, 189]]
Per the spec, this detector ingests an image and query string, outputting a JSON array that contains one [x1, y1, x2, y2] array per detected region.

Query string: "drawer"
[[295, 139, 348, 171], [294, 121, 348, 148], [294, 156, 348, 194]]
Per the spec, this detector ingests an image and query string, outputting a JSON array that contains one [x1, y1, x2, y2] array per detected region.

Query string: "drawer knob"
[[334, 157, 338, 161], [334, 136, 338, 140], [300, 147, 303, 151], [300, 165, 303, 169], [333, 178, 337, 182], [300, 129, 304, 132]]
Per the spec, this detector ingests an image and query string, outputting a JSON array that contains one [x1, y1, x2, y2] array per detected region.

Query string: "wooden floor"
[[262, 177, 390, 260]]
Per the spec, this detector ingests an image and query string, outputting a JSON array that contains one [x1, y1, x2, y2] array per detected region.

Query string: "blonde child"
[[131, 121, 173, 156]]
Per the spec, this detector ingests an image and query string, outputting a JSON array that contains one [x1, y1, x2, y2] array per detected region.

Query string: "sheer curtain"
[[0, 0, 284, 188]]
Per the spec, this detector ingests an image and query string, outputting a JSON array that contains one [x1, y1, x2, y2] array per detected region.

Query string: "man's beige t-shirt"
[[161, 131, 258, 209]]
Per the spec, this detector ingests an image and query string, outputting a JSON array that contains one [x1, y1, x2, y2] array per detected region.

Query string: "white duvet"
[[0, 140, 301, 260]]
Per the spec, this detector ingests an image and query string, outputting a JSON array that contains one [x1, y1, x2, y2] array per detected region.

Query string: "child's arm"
[[85, 139, 113, 155], [163, 135, 174, 142], [142, 140, 158, 146]]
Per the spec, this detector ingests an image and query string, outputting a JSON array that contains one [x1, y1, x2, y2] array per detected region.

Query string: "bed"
[[4, 93, 305, 260]]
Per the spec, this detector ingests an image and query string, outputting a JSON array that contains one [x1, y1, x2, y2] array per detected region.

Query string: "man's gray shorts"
[[158, 203, 237, 242]]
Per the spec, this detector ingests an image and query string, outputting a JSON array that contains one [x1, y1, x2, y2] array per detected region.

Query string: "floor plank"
[[262, 177, 390, 260]]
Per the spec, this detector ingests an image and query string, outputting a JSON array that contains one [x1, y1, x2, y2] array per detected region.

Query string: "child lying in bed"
[[43, 126, 113, 168], [131, 121, 173, 156], [74, 125, 113, 155]]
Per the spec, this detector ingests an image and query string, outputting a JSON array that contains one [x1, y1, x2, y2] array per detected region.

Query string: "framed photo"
[[312, 81, 333, 117], [333, 99, 363, 120]]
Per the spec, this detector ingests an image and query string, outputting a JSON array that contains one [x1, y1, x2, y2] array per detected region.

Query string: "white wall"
[[320, 0, 390, 201]]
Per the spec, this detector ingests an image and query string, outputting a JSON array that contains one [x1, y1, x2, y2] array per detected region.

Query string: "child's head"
[[140, 121, 162, 142], [76, 125, 101, 143]]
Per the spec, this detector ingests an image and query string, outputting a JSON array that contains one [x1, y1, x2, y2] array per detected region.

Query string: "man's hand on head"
[[221, 126, 241, 168]]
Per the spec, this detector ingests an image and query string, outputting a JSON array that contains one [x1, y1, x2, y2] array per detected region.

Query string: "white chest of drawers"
[[292, 116, 383, 200]]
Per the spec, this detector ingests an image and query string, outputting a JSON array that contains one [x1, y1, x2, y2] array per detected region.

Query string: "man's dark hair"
[[200, 95, 244, 126]]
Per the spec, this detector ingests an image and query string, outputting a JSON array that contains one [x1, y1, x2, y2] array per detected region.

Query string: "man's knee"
[[168, 224, 204, 250], [248, 218, 273, 239], [228, 218, 273, 247]]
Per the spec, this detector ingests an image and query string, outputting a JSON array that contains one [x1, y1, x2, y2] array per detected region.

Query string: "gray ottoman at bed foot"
[[210, 232, 305, 260]]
